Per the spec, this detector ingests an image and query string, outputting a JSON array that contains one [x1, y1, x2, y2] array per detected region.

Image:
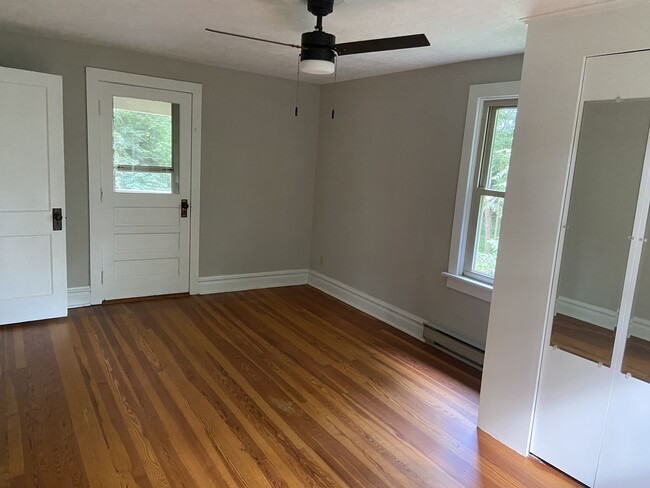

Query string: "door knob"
[[52, 208, 63, 231], [181, 199, 189, 218]]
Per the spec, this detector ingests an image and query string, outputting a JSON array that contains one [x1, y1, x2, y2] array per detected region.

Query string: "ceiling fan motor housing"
[[301, 30, 336, 63], [307, 0, 334, 17]]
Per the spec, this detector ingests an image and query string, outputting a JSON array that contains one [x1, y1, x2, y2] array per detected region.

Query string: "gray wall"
[[0, 30, 321, 287], [0, 29, 523, 346], [310, 55, 523, 347]]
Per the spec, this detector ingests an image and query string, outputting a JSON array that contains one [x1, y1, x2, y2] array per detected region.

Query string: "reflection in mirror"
[[550, 99, 650, 366], [622, 210, 650, 384]]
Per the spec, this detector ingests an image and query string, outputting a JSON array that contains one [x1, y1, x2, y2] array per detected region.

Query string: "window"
[[444, 82, 519, 301], [112, 96, 180, 194]]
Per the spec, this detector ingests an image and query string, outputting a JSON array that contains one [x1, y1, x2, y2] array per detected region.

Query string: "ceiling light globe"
[[300, 59, 335, 75]]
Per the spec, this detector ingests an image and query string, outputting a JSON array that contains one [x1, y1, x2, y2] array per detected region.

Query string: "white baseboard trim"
[[198, 269, 309, 295], [556, 296, 650, 341], [555, 296, 617, 330], [630, 317, 650, 342], [307, 271, 424, 341], [68, 286, 92, 308]]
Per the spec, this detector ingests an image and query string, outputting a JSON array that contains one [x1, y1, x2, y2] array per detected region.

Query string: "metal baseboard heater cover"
[[423, 322, 484, 370]]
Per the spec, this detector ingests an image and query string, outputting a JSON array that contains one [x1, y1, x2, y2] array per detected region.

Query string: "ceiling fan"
[[206, 0, 430, 76]]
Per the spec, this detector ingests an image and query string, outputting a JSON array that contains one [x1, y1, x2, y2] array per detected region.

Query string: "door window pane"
[[112, 97, 179, 194]]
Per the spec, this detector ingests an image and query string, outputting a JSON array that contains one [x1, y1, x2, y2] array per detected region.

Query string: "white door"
[[0, 67, 67, 325], [531, 51, 650, 487], [98, 82, 192, 300]]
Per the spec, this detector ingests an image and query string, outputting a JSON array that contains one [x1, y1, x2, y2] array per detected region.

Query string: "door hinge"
[[101, 270, 104, 284], [98, 100, 101, 115], [100, 188, 103, 202]]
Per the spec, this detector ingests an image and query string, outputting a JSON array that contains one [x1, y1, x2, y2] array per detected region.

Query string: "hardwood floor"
[[0, 286, 578, 487]]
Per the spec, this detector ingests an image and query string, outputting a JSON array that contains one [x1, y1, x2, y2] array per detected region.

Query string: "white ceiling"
[[1, 0, 621, 83]]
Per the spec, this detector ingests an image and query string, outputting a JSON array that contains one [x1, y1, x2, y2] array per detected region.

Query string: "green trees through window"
[[472, 106, 517, 278], [112, 102, 175, 193]]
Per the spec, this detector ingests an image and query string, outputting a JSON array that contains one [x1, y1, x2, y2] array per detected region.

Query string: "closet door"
[[595, 81, 650, 485], [531, 50, 650, 487]]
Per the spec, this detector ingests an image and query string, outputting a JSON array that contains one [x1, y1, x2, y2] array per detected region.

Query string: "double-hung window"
[[445, 82, 519, 301]]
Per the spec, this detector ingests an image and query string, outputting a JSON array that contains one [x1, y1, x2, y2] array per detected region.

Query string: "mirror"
[[550, 99, 650, 366], [622, 207, 650, 384]]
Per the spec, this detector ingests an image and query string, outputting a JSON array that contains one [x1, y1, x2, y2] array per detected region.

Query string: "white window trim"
[[445, 81, 520, 302]]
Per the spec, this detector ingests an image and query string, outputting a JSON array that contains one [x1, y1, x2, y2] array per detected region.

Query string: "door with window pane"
[[99, 82, 192, 300]]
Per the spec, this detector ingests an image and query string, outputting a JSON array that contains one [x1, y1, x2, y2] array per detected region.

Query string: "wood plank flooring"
[[0, 285, 579, 487]]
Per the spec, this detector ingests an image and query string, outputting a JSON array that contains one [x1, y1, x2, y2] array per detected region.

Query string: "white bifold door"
[[0, 67, 67, 325], [532, 50, 650, 487], [97, 82, 193, 300]]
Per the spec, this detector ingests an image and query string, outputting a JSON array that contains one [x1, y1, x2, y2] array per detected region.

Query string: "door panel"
[[99, 83, 191, 300], [0, 83, 50, 211], [594, 191, 650, 487], [594, 376, 650, 487], [0, 67, 67, 325]]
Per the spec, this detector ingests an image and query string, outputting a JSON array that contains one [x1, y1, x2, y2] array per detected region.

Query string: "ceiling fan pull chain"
[[331, 56, 337, 119], [295, 54, 301, 117]]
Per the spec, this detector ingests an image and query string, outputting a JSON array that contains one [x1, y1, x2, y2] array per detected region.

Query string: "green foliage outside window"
[[113, 108, 174, 193], [473, 107, 517, 277]]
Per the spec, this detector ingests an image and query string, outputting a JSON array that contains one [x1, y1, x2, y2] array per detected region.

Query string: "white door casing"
[[86, 68, 202, 303], [0, 67, 67, 325]]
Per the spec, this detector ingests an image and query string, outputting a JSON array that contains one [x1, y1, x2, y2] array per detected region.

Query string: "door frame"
[[86, 67, 202, 304]]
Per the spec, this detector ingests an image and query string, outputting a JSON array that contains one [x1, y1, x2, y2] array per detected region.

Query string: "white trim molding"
[[67, 287, 92, 308], [555, 296, 618, 330], [445, 81, 520, 302], [308, 271, 425, 341], [198, 270, 309, 295], [86, 68, 202, 304], [442, 272, 492, 302], [630, 317, 650, 342], [555, 295, 650, 341]]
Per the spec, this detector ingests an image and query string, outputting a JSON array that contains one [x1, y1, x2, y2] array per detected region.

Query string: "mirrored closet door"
[[531, 50, 650, 487]]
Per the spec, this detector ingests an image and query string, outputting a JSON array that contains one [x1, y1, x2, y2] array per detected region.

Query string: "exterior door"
[[531, 50, 650, 487], [0, 67, 67, 325], [98, 82, 192, 300]]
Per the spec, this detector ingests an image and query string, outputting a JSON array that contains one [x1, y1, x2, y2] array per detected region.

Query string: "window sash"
[[115, 164, 175, 173], [463, 100, 517, 283]]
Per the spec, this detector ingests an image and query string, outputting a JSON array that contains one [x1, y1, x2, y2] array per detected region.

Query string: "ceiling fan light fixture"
[[299, 30, 336, 76], [300, 58, 335, 75], [206, 0, 430, 78]]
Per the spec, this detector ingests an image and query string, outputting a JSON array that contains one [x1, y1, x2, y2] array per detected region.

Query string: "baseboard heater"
[[423, 321, 484, 370]]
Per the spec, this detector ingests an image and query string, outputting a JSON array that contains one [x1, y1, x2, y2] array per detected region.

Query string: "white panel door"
[[531, 50, 650, 487], [99, 82, 192, 300], [0, 67, 67, 325]]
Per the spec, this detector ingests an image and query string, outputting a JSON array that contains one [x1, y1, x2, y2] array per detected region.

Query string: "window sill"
[[442, 272, 492, 302]]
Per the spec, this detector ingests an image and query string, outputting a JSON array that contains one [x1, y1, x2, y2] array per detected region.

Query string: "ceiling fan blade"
[[335, 33, 430, 56], [205, 28, 302, 50]]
